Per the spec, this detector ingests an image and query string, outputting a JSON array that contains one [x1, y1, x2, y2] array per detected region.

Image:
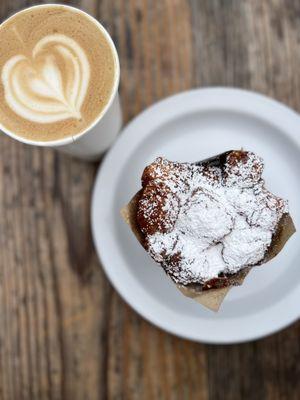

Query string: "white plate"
[[91, 88, 300, 344]]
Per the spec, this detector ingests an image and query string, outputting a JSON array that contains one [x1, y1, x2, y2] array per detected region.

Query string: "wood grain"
[[0, 1, 300, 399]]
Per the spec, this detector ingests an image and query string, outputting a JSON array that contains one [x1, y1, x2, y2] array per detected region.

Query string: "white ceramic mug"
[[0, 4, 122, 161]]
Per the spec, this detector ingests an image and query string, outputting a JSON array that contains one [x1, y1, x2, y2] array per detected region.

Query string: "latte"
[[0, 5, 118, 141]]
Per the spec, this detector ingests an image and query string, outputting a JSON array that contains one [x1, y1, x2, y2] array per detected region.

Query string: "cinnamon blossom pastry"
[[136, 151, 289, 291]]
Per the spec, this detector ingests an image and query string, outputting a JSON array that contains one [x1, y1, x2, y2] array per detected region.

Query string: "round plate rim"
[[91, 87, 300, 344]]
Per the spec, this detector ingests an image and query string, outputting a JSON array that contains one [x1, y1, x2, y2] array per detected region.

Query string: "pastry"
[[133, 150, 293, 292]]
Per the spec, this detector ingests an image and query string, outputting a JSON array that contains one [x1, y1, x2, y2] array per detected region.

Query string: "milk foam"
[[2, 34, 90, 123], [0, 5, 116, 141]]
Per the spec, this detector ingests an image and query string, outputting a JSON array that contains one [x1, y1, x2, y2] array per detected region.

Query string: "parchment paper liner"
[[121, 188, 296, 312]]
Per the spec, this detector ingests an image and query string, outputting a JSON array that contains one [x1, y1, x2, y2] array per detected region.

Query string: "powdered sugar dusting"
[[139, 151, 288, 285]]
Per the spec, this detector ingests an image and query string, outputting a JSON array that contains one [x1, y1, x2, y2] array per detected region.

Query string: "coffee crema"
[[0, 5, 117, 141]]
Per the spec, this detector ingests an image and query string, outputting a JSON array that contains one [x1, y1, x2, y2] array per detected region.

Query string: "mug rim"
[[0, 3, 120, 147]]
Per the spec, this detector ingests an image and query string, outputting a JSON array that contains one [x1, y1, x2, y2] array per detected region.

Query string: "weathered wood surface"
[[0, 0, 300, 399]]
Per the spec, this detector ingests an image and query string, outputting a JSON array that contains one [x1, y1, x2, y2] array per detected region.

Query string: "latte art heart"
[[1, 34, 90, 123]]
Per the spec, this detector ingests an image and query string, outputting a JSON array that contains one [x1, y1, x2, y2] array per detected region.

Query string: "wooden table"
[[0, 1, 300, 399]]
